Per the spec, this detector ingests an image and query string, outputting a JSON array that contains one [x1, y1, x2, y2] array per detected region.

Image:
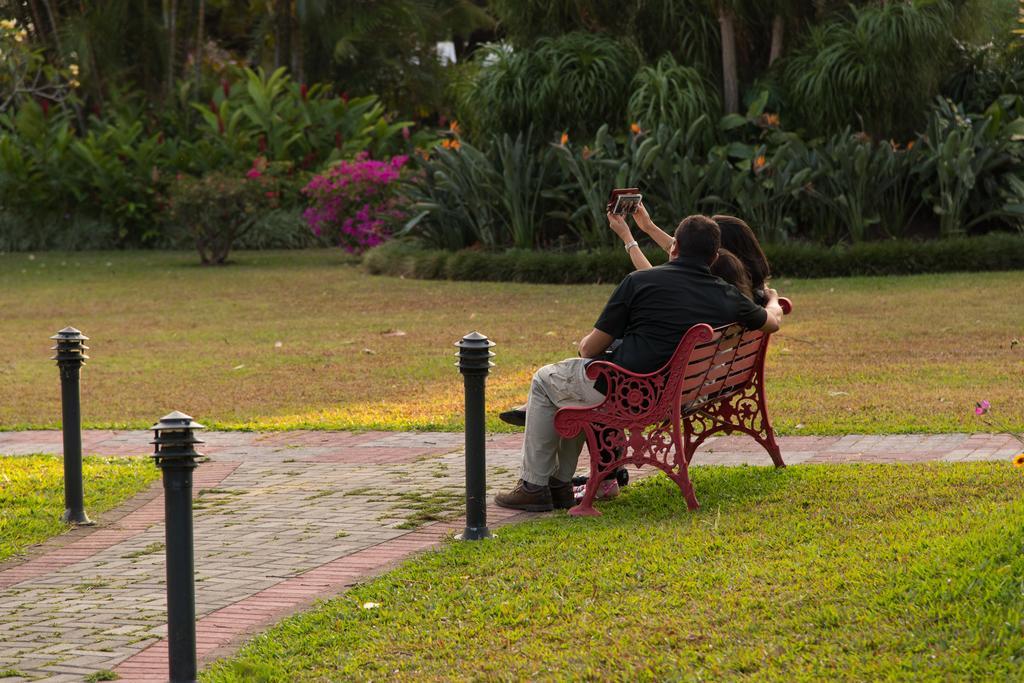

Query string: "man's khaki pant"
[[520, 358, 605, 486]]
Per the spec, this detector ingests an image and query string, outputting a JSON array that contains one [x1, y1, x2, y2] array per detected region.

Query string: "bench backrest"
[[580, 322, 770, 426], [679, 324, 765, 414]]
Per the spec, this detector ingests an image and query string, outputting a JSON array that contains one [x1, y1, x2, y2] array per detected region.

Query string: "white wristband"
[[623, 240, 639, 251]]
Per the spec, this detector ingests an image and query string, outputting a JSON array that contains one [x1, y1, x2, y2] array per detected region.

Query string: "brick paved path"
[[0, 430, 1018, 682]]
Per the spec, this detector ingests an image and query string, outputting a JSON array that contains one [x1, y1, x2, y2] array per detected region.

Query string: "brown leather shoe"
[[548, 477, 574, 510], [495, 480, 553, 512]]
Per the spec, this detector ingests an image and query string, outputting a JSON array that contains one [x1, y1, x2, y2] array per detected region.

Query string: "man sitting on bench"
[[494, 214, 784, 512]]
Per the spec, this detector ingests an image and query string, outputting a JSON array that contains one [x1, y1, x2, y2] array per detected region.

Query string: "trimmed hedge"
[[363, 233, 1024, 283]]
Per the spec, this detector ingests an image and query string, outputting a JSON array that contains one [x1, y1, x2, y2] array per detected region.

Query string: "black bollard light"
[[454, 332, 495, 541], [151, 411, 205, 683], [51, 327, 92, 525]]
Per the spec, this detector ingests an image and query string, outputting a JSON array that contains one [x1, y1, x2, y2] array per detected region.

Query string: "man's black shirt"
[[593, 255, 768, 375]]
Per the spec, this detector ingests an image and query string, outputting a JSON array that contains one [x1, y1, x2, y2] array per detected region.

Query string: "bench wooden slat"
[[704, 352, 759, 383], [696, 369, 756, 400]]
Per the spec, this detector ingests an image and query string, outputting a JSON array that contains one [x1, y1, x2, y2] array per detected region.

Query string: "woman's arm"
[[608, 213, 653, 270], [633, 202, 674, 254]]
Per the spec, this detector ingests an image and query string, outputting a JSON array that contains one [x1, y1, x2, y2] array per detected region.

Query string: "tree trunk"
[[166, 0, 178, 98], [769, 15, 785, 66], [39, 0, 65, 58], [275, 0, 292, 71], [20, 1, 42, 42], [194, 0, 205, 97], [718, 6, 739, 115], [291, 8, 304, 82]]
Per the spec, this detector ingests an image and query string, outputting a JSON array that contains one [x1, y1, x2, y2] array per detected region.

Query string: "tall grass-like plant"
[[536, 33, 639, 135], [633, 0, 720, 69], [494, 131, 553, 249], [456, 33, 638, 140], [633, 119, 730, 227], [782, 0, 954, 137], [403, 141, 504, 250], [877, 140, 927, 239], [628, 55, 721, 133], [801, 131, 891, 243], [715, 135, 814, 243], [549, 125, 648, 247], [453, 43, 548, 140], [921, 99, 989, 237], [919, 98, 1024, 236], [399, 134, 556, 250]]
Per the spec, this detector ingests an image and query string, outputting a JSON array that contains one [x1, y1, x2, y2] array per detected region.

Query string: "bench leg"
[[568, 428, 623, 517], [683, 376, 786, 469], [669, 468, 700, 510], [762, 425, 785, 469], [671, 432, 701, 510]]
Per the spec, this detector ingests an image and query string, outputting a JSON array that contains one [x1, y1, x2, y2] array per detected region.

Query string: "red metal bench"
[[554, 298, 792, 516]]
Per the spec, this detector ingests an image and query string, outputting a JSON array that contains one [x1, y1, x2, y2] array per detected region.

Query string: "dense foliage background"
[[1, 0, 1023, 258]]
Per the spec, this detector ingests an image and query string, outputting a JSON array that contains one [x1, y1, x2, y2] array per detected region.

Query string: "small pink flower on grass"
[[972, 400, 1024, 466]]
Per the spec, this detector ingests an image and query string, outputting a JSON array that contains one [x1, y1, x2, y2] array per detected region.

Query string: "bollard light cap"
[[454, 331, 495, 375], [50, 326, 89, 342], [151, 411, 205, 466], [51, 326, 89, 365], [149, 410, 205, 432]]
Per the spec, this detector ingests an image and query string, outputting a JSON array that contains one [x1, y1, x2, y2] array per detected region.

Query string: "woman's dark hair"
[[710, 248, 753, 300], [712, 215, 770, 290]]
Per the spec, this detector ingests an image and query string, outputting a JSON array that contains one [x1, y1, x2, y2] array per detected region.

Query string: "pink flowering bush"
[[302, 153, 409, 253]]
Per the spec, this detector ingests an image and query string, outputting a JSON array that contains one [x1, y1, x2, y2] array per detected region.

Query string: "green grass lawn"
[[1, 249, 1021, 434], [0, 455, 158, 562], [202, 463, 1024, 682]]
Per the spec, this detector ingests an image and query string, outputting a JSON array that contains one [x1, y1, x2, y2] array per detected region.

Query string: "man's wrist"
[[623, 239, 639, 251]]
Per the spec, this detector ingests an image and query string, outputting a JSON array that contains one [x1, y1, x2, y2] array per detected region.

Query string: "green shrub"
[[486, 0, 718, 72], [188, 67, 412, 173], [917, 98, 1024, 237], [781, 1, 954, 138], [398, 132, 558, 250], [235, 209, 324, 250], [627, 55, 721, 133], [402, 94, 1024, 252], [0, 65, 420, 250], [455, 33, 639, 141], [167, 170, 284, 264], [0, 211, 118, 252], [363, 233, 1024, 283], [0, 101, 80, 220]]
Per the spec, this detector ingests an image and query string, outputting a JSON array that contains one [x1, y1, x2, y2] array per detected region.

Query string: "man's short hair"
[[674, 215, 721, 264]]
